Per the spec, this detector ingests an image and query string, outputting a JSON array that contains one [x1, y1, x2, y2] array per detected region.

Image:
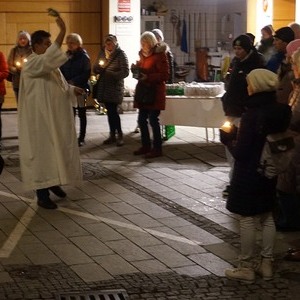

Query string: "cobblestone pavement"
[[0, 111, 300, 300]]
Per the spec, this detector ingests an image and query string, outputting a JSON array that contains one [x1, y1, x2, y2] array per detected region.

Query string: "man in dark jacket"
[[266, 26, 294, 74], [221, 34, 265, 197]]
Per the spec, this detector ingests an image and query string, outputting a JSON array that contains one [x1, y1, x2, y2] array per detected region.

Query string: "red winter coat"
[[0, 52, 9, 96], [134, 44, 169, 110]]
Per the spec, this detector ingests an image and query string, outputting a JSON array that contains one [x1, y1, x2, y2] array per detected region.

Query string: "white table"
[[160, 95, 225, 141]]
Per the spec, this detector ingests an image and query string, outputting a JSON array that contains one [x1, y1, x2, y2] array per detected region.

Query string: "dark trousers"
[[104, 102, 122, 134], [73, 107, 87, 141], [138, 109, 162, 149]]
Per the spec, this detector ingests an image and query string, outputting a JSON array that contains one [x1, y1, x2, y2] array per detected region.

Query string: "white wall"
[[107, 0, 141, 91], [141, 0, 247, 67]]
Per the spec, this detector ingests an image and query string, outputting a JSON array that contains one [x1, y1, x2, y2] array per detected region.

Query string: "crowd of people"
[[220, 22, 300, 282], [0, 11, 300, 285], [0, 12, 172, 208]]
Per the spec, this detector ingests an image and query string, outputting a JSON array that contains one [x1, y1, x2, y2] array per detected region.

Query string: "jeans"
[[239, 212, 276, 263], [73, 107, 87, 141], [138, 109, 162, 149], [104, 102, 122, 134]]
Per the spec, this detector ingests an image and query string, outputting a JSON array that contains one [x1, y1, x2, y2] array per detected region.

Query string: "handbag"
[[258, 131, 295, 179], [134, 82, 156, 104]]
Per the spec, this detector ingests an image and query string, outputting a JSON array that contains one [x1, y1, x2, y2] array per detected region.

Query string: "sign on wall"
[[118, 0, 131, 12]]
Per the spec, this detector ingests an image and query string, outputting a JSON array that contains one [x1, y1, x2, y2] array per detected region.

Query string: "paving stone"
[[70, 263, 113, 282], [94, 254, 139, 275], [143, 244, 193, 268], [189, 253, 233, 276], [70, 235, 114, 256]]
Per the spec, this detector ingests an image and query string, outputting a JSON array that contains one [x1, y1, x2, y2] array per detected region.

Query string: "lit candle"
[[99, 60, 104, 66], [220, 121, 232, 133], [23, 58, 28, 63], [16, 61, 21, 67]]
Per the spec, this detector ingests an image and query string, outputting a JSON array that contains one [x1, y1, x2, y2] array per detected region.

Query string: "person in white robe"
[[18, 15, 83, 209]]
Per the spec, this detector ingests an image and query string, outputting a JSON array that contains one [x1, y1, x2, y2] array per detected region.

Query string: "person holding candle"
[[18, 14, 83, 209], [93, 34, 129, 146], [60, 33, 91, 147], [221, 34, 265, 197], [132, 31, 169, 158], [7, 31, 32, 102], [0, 51, 9, 143], [220, 69, 291, 283]]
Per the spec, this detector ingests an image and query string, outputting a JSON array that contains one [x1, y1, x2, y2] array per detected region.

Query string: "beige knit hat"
[[247, 69, 278, 94]]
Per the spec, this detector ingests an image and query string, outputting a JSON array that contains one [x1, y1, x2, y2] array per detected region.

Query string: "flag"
[[181, 18, 188, 53]]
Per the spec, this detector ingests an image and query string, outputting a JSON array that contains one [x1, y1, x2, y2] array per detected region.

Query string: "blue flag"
[[181, 18, 188, 53]]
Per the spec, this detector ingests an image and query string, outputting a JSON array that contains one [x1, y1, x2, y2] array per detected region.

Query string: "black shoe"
[[37, 198, 57, 209], [222, 185, 230, 198], [49, 186, 67, 198], [36, 188, 57, 209], [78, 138, 85, 147]]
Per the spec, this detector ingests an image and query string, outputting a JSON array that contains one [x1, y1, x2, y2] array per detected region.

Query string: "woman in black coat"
[[220, 69, 291, 284], [93, 34, 129, 147]]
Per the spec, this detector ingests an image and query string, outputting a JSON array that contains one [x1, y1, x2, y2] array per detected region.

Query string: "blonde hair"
[[66, 33, 83, 46], [140, 31, 158, 48]]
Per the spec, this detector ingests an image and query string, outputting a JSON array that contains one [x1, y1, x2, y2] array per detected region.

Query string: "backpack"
[[258, 131, 295, 179]]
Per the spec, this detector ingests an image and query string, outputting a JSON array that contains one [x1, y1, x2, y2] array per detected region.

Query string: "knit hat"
[[274, 27, 295, 43], [245, 33, 255, 45], [104, 34, 118, 45], [247, 69, 278, 94], [152, 29, 164, 41], [17, 31, 31, 44], [286, 39, 300, 56], [232, 34, 252, 53]]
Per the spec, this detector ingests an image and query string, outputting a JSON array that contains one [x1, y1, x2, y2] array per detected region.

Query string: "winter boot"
[[255, 257, 273, 280], [225, 267, 255, 284], [103, 133, 116, 145]]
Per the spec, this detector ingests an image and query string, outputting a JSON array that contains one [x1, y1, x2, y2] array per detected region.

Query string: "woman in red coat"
[[132, 31, 169, 158], [0, 51, 9, 142]]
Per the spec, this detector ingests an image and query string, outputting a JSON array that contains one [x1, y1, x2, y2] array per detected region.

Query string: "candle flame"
[[16, 61, 21, 66], [222, 121, 231, 128], [99, 60, 104, 66]]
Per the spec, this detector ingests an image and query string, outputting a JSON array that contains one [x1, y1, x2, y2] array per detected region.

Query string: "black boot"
[[36, 188, 57, 209], [49, 186, 67, 198]]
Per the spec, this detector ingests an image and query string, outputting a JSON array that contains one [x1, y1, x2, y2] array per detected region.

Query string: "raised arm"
[[54, 16, 66, 47]]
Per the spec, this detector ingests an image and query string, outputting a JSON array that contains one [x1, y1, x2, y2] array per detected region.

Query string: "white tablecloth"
[[160, 95, 225, 128]]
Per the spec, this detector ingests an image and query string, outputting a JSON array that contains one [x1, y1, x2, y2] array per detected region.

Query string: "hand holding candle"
[[220, 121, 232, 133], [219, 121, 238, 145]]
